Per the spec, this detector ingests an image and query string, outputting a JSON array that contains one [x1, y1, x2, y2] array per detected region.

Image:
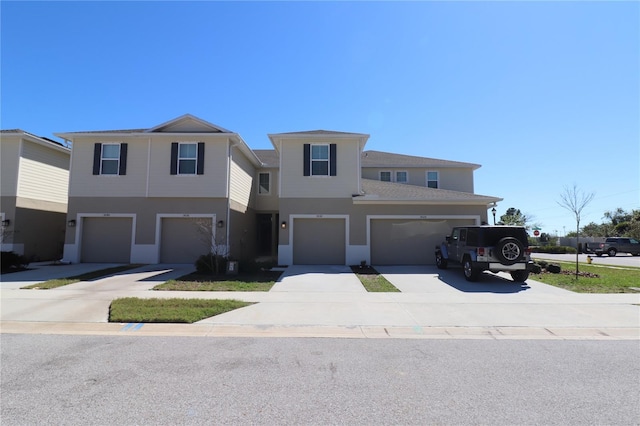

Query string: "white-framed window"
[[100, 143, 121, 175], [258, 172, 270, 195], [426, 171, 439, 188], [178, 143, 197, 175], [311, 144, 329, 176], [379, 171, 392, 182], [395, 171, 408, 183]]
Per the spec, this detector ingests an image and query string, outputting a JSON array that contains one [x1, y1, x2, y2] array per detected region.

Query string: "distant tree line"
[[567, 208, 640, 240]]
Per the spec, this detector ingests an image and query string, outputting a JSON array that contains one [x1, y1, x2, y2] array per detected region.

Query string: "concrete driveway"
[[1, 262, 638, 339]]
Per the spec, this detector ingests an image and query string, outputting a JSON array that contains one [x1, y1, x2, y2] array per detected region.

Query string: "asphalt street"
[[2, 334, 638, 425]]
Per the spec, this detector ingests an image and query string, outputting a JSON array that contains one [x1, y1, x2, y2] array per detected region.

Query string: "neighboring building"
[[0, 130, 70, 261], [56, 114, 501, 266]]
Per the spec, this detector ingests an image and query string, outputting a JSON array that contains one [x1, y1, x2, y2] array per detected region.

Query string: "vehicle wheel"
[[462, 257, 480, 282], [495, 237, 524, 265], [607, 248, 617, 257], [435, 252, 448, 269], [510, 270, 529, 283]]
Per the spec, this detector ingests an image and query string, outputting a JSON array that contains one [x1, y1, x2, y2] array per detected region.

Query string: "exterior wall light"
[[1, 219, 10, 227], [281, 221, 287, 229], [491, 207, 497, 225], [68, 219, 76, 227], [217, 220, 224, 228]]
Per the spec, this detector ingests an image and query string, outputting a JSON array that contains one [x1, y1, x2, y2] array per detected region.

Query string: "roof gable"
[[147, 114, 232, 133]]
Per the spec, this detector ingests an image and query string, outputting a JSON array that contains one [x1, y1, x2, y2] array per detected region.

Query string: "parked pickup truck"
[[584, 237, 640, 257]]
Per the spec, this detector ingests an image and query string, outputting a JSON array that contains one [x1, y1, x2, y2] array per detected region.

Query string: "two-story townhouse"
[[268, 131, 502, 266], [56, 114, 261, 264], [56, 113, 502, 266], [0, 129, 70, 261]]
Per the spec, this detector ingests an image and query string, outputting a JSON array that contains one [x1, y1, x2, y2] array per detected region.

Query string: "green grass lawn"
[[351, 265, 400, 292], [153, 270, 282, 291], [109, 297, 254, 323], [530, 261, 640, 293], [21, 264, 145, 289]]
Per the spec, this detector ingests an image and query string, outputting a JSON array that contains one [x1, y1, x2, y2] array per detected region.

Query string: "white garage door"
[[160, 218, 212, 264], [293, 218, 345, 265], [370, 219, 475, 265], [81, 217, 132, 263]]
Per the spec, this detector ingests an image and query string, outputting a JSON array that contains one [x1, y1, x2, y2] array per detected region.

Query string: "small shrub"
[[530, 245, 577, 254], [546, 264, 562, 274], [1, 251, 29, 273], [536, 260, 549, 269], [238, 259, 277, 274], [195, 253, 227, 275], [530, 263, 542, 274]]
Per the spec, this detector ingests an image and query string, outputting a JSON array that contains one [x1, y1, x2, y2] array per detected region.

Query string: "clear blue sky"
[[2, 1, 638, 236]]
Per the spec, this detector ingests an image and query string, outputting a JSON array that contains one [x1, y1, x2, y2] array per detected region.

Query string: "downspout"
[[226, 138, 232, 257], [145, 137, 151, 197]]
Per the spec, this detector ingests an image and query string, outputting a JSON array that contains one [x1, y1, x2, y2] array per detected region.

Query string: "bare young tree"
[[193, 218, 228, 275], [557, 184, 595, 279]]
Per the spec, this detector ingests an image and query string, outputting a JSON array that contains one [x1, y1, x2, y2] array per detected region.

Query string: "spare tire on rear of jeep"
[[495, 237, 525, 265]]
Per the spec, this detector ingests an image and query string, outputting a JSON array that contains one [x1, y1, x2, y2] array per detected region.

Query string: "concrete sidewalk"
[[1, 263, 638, 339]]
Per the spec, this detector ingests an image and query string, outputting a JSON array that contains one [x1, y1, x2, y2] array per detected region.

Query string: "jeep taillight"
[[477, 247, 485, 256], [525, 248, 531, 255]]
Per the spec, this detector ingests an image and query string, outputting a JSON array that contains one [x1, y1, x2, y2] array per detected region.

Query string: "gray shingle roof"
[[358, 179, 501, 204], [59, 128, 149, 134], [253, 149, 279, 167], [273, 130, 365, 136], [1, 129, 67, 148], [361, 150, 480, 169]]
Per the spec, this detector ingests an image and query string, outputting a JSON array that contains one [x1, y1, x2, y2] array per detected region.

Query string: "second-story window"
[[178, 143, 197, 174], [258, 172, 270, 194], [93, 142, 127, 176], [170, 142, 205, 175], [427, 171, 439, 188], [380, 171, 392, 182], [101, 144, 120, 175], [303, 143, 336, 177], [396, 171, 408, 183], [311, 145, 329, 176]]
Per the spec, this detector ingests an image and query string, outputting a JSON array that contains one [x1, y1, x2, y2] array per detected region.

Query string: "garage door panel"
[[161, 218, 212, 264], [293, 219, 345, 265], [81, 217, 132, 263], [371, 219, 475, 265]]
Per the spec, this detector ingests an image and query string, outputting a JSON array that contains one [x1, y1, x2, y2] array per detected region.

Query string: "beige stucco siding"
[[361, 167, 474, 193], [279, 198, 488, 246], [279, 139, 361, 198], [147, 135, 229, 197], [69, 136, 148, 197], [69, 135, 231, 198], [229, 146, 255, 209], [1, 137, 20, 195], [18, 140, 69, 205], [65, 197, 228, 245]]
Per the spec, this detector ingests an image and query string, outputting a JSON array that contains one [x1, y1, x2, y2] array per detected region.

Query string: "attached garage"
[[293, 218, 345, 265], [81, 217, 132, 263], [370, 218, 476, 265], [160, 217, 212, 263]]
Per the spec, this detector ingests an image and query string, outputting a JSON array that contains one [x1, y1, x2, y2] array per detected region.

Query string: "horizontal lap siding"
[[18, 141, 69, 205]]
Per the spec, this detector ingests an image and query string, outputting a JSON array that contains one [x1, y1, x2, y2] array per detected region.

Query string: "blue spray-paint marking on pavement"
[[120, 323, 144, 332]]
